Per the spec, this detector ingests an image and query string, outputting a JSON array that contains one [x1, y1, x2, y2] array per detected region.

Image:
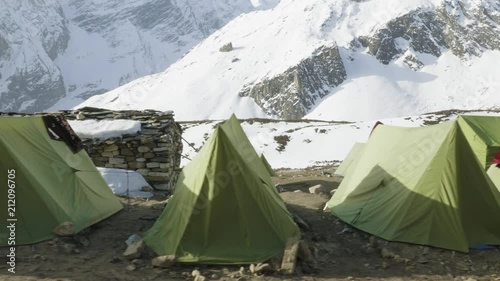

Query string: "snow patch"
[[69, 120, 141, 139], [98, 168, 153, 198]]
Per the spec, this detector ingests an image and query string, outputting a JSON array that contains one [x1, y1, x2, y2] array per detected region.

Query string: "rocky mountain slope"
[[79, 0, 500, 121], [0, 0, 269, 112]]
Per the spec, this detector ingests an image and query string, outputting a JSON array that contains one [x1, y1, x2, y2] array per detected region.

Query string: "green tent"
[[145, 115, 299, 264], [261, 154, 277, 177], [328, 118, 500, 252], [335, 143, 366, 177], [457, 116, 500, 169], [0, 116, 122, 246], [487, 164, 500, 186]]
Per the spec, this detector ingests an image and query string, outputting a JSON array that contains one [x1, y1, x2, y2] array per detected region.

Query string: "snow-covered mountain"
[[0, 0, 269, 113], [79, 0, 500, 121]]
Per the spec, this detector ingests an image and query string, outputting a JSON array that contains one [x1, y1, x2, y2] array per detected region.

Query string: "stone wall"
[[2, 107, 183, 191], [68, 107, 183, 191]]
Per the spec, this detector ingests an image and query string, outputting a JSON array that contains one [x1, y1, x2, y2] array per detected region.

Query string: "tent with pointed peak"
[[261, 154, 277, 177], [328, 117, 500, 252], [335, 143, 366, 177], [0, 116, 122, 246], [144, 115, 299, 264]]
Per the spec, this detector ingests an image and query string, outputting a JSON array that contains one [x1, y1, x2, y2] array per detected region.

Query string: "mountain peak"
[[77, 0, 500, 121]]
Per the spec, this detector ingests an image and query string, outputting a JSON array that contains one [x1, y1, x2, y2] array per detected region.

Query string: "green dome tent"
[[145, 115, 299, 264], [328, 117, 500, 252], [0, 116, 122, 246], [457, 115, 500, 170], [335, 142, 366, 177]]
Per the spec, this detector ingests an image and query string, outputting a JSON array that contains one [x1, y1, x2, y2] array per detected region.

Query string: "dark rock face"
[[354, 2, 500, 65], [5, 66, 66, 113], [239, 2, 500, 119], [0, 1, 69, 113], [239, 45, 347, 119], [0, 35, 8, 59], [0, 0, 255, 113]]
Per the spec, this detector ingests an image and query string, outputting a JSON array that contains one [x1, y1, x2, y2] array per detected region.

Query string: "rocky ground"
[[1, 168, 500, 281]]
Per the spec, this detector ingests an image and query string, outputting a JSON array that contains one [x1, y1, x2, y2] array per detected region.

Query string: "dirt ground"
[[1, 168, 500, 281]]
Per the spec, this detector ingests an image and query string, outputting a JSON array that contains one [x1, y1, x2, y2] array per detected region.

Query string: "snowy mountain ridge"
[[0, 0, 268, 112], [78, 0, 500, 121]]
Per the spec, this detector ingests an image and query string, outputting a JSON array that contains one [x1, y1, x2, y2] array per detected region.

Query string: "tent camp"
[[261, 154, 277, 177], [0, 115, 122, 246], [335, 143, 366, 177], [145, 115, 299, 264], [328, 117, 500, 252]]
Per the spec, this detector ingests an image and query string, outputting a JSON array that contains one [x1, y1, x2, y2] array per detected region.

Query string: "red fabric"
[[370, 121, 384, 137], [493, 149, 500, 165]]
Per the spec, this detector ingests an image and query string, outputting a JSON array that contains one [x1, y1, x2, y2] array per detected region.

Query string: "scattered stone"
[[365, 246, 375, 254], [309, 184, 326, 194], [293, 190, 303, 193], [74, 248, 81, 254], [53, 222, 75, 236], [249, 264, 255, 273], [75, 236, 90, 247], [416, 256, 429, 264], [192, 269, 201, 277], [123, 235, 144, 259], [380, 248, 394, 259], [194, 276, 206, 281], [211, 273, 220, 279], [126, 264, 136, 271], [63, 243, 76, 254], [254, 263, 274, 274], [281, 237, 300, 274], [151, 255, 176, 268], [219, 42, 233, 52], [131, 259, 142, 266], [381, 262, 389, 269]]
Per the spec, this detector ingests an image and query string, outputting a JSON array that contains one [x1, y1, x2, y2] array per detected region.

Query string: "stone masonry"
[[1, 107, 183, 191]]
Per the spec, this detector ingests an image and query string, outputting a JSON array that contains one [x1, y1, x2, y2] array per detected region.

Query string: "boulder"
[[309, 184, 326, 194], [53, 222, 75, 236], [151, 255, 176, 268], [219, 42, 233, 52]]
